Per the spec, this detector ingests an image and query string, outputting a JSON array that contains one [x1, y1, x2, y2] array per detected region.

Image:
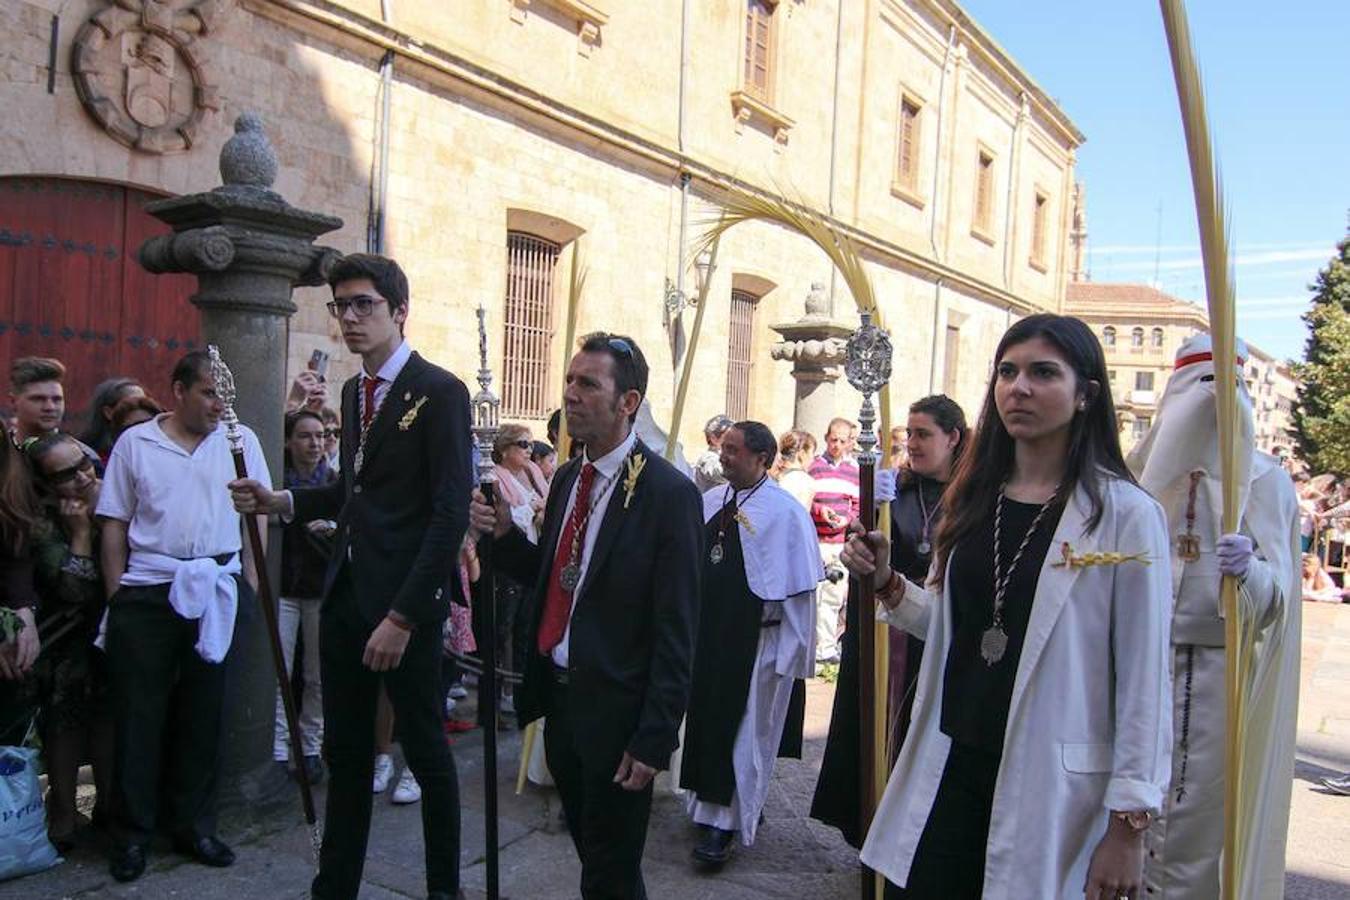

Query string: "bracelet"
[[385, 613, 413, 632], [876, 570, 903, 601]]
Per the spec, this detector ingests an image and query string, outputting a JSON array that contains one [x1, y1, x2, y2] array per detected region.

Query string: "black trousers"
[[883, 742, 999, 900], [105, 580, 242, 848], [543, 673, 652, 900], [311, 572, 460, 900]]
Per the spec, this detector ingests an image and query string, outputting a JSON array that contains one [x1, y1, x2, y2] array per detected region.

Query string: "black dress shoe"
[[172, 834, 236, 867], [691, 826, 736, 867], [109, 844, 147, 882]]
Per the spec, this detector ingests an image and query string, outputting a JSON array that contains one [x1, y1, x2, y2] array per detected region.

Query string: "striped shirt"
[[808, 453, 860, 543]]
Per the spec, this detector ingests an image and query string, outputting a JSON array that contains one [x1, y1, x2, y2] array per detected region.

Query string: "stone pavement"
[[0, 679, 857, 900], [9, 604, 1350, 900], [1286, 601, 1350, 898]]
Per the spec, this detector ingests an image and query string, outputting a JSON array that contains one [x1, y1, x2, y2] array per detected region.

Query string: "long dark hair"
[[933, 314, 1132, 580], [899, 394, 968, 488], [79, 377, 141, 454], [0, 438, 39, 556]]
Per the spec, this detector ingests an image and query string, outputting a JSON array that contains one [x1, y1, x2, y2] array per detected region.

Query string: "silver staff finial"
[[207, 344, 243, 451], [844, 311, 893, 467], [472, 304, 501, 480]]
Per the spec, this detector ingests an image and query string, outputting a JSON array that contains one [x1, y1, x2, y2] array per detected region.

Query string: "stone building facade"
[[2, 0, 1083, 449], [1065, 282, 1300, 459]]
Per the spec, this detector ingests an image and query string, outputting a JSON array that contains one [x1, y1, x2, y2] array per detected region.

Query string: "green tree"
[[1294, 233, 1350, 474]]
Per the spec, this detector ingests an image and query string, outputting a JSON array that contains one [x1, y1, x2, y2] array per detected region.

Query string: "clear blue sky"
[[959, 0, 1349, 362]]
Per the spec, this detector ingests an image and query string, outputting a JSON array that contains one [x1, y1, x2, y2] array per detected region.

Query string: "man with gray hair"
[[692, 414, 733, 492]]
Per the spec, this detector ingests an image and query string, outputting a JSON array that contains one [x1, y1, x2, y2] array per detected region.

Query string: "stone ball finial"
[[804, 281, 829, 317], [220, 112, 278, 189]]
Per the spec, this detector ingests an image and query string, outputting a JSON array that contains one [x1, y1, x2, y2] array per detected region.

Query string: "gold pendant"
[[1177, 533, 1201, 563], [980, 626, 1008, 665]]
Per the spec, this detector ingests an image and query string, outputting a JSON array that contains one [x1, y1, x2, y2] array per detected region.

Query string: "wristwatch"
[[1111, 809, 1152, 834]]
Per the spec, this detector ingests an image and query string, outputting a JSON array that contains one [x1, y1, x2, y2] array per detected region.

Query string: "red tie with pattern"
[[361, 375, 382, 432], [537, 463, 597, 654]]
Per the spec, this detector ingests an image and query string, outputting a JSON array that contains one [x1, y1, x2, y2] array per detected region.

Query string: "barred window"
[[502, 231, 559, 418], [726, 289, 758, 420]]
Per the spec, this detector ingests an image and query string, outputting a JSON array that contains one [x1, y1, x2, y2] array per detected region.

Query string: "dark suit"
[[292, 351, 472, 900], [496, 438, 703, 900]]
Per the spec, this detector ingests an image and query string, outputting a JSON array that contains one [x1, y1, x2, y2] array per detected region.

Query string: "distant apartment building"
[[1065, 282, 1300, 459]]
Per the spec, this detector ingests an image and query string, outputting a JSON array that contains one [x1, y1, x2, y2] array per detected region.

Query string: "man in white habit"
[[679, 420, 821, 867], [1128, 334, 1301, 899]]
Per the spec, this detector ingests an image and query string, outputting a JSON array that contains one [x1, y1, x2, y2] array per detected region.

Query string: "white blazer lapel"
[[1007, 485, 1098, 717]]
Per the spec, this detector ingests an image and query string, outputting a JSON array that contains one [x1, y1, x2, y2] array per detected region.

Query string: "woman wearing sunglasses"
[[25, 432, 115, 851]]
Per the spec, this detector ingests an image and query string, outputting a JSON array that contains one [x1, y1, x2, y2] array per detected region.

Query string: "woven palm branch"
[[1158, 3, 1248, 897]]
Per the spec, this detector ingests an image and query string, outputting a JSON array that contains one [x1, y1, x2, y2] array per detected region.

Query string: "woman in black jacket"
[[810, 394, 967, 846]]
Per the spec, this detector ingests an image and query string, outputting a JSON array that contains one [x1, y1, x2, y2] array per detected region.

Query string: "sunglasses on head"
[[606, 337, 633, 358], [45, 455, 94, 485]]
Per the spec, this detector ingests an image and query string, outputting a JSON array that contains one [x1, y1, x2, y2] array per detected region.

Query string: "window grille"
[[726, 289, 758, 420], [502, 231, 560, 419]]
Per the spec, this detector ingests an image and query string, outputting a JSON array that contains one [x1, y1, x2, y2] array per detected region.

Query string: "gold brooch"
[[733, 509, 756, 535], [622, 454, 647, 509], [1051, 541, 1151, 570], [398, 396, 428, 431]]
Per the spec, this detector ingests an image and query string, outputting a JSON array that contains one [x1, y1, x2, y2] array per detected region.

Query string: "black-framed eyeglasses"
[[45, 456, 94, 485], [326, 295, 388, 318], [323, 428, 340, 438], [511, 439, 532, 450]]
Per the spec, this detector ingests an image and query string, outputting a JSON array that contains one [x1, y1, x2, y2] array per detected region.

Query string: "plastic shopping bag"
[[0, 742, 61, 881]]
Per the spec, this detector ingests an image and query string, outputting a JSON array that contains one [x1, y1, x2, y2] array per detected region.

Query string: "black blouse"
[[940, 496, 1063, 754], [889, 473, 944, 584]]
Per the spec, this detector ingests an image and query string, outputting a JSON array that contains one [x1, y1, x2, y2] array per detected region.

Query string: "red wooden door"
[[0, 177, 199, 423]]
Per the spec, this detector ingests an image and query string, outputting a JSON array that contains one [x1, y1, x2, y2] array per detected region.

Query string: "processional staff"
[[471, 304, 504, 900], [207, 346, 321, 861], [844, 312, 893, 900]]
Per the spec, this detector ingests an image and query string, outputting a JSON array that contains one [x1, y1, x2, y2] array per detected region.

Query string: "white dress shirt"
[[98, 414, 271, 564], [550, 428, 637, 668]]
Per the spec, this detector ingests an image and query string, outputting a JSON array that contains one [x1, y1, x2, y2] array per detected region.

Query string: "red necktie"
[[538, 463, 597, 654], [361, 375, 382, 432]]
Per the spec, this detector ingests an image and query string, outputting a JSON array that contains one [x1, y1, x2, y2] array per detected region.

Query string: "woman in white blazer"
[[841, 314, 1172, 900]]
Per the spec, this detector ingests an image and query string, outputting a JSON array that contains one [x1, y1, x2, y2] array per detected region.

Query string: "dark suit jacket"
[[292, 352, 472, 627], [497, 438, 703, 772]]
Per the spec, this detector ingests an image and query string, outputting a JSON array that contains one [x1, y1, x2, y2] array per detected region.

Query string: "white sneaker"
[[392, 768, 422, 805], [372, 753, 394, 794], [449, 681, 468, 700]]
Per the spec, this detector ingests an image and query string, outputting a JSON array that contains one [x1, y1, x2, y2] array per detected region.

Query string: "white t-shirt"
[[97, 415, 272, 570]]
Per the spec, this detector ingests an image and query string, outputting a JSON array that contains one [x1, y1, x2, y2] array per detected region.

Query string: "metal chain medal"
[[710, 474, 769, 565], [916, 479, 939, 556], [981, 485, 1059, 666], [558, 458, 627, 593]]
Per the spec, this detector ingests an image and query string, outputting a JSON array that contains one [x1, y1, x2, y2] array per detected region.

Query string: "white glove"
[[1216, 533, 1253, 580], [874, 467, 898, 505]]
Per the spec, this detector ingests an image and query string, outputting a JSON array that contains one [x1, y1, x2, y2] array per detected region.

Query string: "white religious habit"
[[680, 477, 822, 845], [1129, 335, 1301, 900]]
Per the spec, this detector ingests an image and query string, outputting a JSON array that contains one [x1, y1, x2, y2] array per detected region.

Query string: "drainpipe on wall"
[[928, 278, 944, 394], [368, 0, 395, 254], [826, 0, 845, 313], [670, 0, 693, 383], [929, 25, 956, 261]]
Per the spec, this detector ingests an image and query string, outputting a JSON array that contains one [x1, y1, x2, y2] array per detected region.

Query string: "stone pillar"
[[769, 282, 856, 439], [138, 113, 343, 812]]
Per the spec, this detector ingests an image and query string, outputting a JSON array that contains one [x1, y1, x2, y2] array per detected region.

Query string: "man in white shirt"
[[97, 351, 270, 883]]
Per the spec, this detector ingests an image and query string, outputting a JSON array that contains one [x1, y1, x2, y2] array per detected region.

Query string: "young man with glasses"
[[470, 332, 703, 900], [230, 254, 472, 900]]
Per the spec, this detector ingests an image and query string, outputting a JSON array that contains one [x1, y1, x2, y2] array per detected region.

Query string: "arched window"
[[1102, 326, 1116, 347], [1131, 327, 1145, 348], [1151, 327, 1164, 348]]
